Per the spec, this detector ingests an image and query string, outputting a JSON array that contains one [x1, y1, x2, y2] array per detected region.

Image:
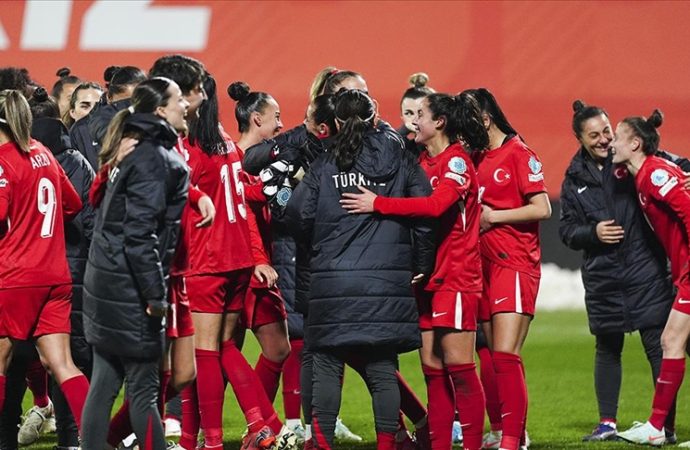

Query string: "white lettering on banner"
[[81, 0, 211, 50], [21, 0, 72, 50]]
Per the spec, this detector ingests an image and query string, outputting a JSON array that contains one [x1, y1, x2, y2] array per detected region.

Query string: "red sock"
[[422, 365, 454, 450], [255, 354, 284, 402], [60, 374, 89, 431], [649, 358, 685, 430], [0, 375, 6, 412], [180, 383, 200, 450], [377, 431, 396, 450], [282, 339, 303, 420], [159, 370, 173, 419], [195, 348, 225, 447], [397, 371, 427, 424], [447, 363, 484, 450], [220, 340, 266, 433], [26, 360, 49, 408], [477, 347, 501, 431], [493, 352, 526, 450], [108, 400, 132, 447]]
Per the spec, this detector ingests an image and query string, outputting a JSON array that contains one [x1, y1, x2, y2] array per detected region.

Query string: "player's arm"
[[284, 158, 322, 240], [59, 163, 83, 221], [405, 162, 436, 281], [558, 179, 599, 251]]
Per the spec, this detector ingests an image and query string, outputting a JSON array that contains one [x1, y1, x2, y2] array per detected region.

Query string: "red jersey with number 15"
[[474, 136, 547, 276], [374, 143, 482, 293], [635, 156, 690, 292], [0, 140, 81, 288], [182, 135, 254, 276]]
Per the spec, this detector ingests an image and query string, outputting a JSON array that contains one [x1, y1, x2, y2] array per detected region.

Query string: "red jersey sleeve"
[[374, 177, 464, 218], [516, 149, 547, 197], [246, 203, 270, 266], [0, 159, 13, 221], [188, 184, 205, 208], [649, 170, 690, 245], [89, 164, 109, 207], [59, 164, 82, 221]]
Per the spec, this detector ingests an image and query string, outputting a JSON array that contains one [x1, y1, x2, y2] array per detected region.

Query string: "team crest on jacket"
[[448, 157, 467, 175], [651, 169, 669, 187], [276, 186, 292, 206]]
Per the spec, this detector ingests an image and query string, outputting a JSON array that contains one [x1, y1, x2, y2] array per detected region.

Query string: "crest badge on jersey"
[[528, 156, 542, 174], [651, 168, 669, 187], [448, 157, 467, 175]]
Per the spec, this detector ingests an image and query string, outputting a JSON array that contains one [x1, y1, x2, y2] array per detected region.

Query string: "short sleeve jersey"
[[635, 155, 690, 290], [0, 140, 75, 288], [182, 136, 254, 276], [474, 136, 547, 276]]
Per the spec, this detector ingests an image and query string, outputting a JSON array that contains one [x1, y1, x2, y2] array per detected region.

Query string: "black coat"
[[559, 148, 689, 334], [285, 125, 435, 353], [32, 118, 95, 363], [83, 114, 189, 358], [271, 223, 303, 339]]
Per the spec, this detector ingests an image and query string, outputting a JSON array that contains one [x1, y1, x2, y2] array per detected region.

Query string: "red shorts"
[[417, 290, 479, 331], [672, 283, 690, 315], [242, 287, 287, 330], [186, 269, 252, 314], [479, 261, 539, 321], [167, 276, 195, 339], [0, 284, 72, 340]]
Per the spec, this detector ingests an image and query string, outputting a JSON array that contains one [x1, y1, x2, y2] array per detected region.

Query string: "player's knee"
[[172, 366, 196, 391]]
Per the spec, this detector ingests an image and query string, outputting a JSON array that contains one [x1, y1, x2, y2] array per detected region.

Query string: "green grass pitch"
[[20, 310, 690, 449]]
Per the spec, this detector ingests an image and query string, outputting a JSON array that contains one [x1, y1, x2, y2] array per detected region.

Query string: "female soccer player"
[[80, 77, 190, 450], [341, 92, 489, 450], [285, 88, 435, 450], [398, 73, 434, 157], [466, 88, 551, 450], [612, 110, 690, 447], [0, 89, 89, 435], [560, 101, 685, 442]]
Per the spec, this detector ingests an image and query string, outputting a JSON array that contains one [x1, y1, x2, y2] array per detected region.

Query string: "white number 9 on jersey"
[[37, 177, 56, 238]]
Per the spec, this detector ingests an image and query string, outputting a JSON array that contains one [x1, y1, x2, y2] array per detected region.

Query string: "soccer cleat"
[[18, 400, 55, 445], [523, 431, 530, 448], [452, 421, 463, 444], [41, 416, 57, 434], [276, 425, 298, 450], [582, 422, 617, 441], [165, 417, 182, 437], [665, 430, 677, 445], [334, 417, 362, 442], [242, 425, 277, 450], [166, 442, 185, 450], [482, 430, 502, 449], [617, 421, 665, 446], [285, 422, 305, 445]]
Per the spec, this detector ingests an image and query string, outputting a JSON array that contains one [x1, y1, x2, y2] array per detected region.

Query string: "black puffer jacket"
[[83, 114, 189, 358], [271, 222, 303, 339], [32, 118, 95, 361], [285, 125, 435, 353], [559, 148, 689, 334]]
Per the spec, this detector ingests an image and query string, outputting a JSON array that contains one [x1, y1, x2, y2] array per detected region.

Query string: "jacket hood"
[[351, 127, 402, 182], [31, 118, 73, 155], [124, 113, 179, 148]]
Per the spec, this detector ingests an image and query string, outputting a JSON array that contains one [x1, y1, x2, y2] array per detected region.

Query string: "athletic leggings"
[[311, 347, 399, 447], [594, 327, 675, 428], [81, 348, 165, 450]]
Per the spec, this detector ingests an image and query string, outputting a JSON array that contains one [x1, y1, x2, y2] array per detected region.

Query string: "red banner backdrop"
[[2, 0, 689, 196]]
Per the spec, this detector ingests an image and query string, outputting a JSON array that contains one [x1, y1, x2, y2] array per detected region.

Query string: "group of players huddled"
[[0, 54, 688, 450]]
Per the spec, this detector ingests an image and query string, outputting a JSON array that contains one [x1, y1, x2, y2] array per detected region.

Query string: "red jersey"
[[182, 136, 255, 275], [0, 140, 82, 288], [635, 156, 690, 290], [474, 136, 547, 276], [374, 143, 482, 292]]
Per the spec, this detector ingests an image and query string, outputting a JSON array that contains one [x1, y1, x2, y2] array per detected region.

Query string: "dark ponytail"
[[622, 109, 664, 155], [51, 67, 80, 99], [29, 87, 60, 119], [188, 75, 227, 156], [332, 89, 375, 171], [425, 93, 488, 151], [571, 99, 608, 137], [105, 66, 146, 100], [461, 88, 517, 137], [311, 94, 337, 136], [227, 81, 272, 133]]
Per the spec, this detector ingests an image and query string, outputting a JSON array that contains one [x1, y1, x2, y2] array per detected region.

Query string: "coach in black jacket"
[[559, 101, 689, 441], [81, 81, 189, 450]]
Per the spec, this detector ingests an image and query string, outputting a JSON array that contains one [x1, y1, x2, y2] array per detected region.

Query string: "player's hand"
[[340, 186, 376, 213], [196, 195, 216, 228], [254, 264, 279, 288], [146, 302, 167, 318], [411, 273, 425, 285], [683, 172, 690, 189], [115, 137, 138, 165], [596, 219, 624, 244], [480, 205, 494, 232]]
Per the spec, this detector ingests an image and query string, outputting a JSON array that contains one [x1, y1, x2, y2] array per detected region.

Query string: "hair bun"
[[103, 66, 121, 83], [56, 67, 71, 78], [409, 72, 429, 88], [228, 81, 250, 102], [647, 109, 664, 129], [32, 86, 49, 103], [572, 99, 586, 113]]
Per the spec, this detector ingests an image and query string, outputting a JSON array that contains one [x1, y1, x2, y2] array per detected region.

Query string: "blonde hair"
[[309, 66, 337, 102], [409, 72, 430, 89], [0, 90, 32, 153]]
